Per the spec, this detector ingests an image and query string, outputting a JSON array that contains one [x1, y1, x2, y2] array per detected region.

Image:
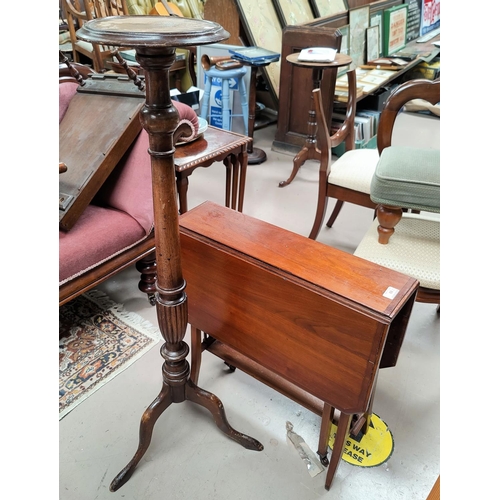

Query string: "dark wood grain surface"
[[180, 201, 418, 414]]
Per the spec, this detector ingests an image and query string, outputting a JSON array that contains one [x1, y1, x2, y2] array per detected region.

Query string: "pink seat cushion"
[[59, 204, 147, 284], [59, 82, 79, 123], [96, 130, 154, 233], [59, 83, 200, 286], [95, 102, 199, 233]]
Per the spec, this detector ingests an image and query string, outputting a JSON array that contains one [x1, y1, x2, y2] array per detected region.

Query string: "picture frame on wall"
[[337, 24, 350, 76], [272, 0, 315, 27], [366, 25, 380, 63], [420, 0, 440, 35], [309, 0, 348, 19], [349, 5, 370, 68], [338, 24, 350, 56], [383, 4, 408, 56], [369, 10, 383, 58], [234, 0, 283, 102], [404, 0, 422, 42]]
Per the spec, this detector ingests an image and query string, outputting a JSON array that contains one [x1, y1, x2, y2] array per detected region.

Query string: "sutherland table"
[[175, 125, 251, 213], [179, 201, 419, 491]]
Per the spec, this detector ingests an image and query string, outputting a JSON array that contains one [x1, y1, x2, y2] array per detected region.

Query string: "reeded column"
[[136, 47, 190, 398]]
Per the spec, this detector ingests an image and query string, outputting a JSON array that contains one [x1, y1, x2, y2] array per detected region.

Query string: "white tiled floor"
[[59, 112, 440, 499]]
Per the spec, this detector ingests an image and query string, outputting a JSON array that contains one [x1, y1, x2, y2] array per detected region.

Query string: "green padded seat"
[[370, 146, 440, 212]]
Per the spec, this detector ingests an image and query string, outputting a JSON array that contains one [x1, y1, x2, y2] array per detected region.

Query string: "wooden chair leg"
[[326, 200, 344, 228], [325, 412, 352, 491], [376, 204, 403, 244], [136, 251, 157, 305], [190, 326, 203, 385], [317, 403, 335, 466], [308, 195, 328, 240]]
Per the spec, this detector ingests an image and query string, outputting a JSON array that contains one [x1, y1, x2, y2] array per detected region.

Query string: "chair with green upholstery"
[[353, 79, 440, 305], [308, 74, 440, 243]]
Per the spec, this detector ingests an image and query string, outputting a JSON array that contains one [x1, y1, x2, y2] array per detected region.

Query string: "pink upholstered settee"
[[59, 79, 198, 306]]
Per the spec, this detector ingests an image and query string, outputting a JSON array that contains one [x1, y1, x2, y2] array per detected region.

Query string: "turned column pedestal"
[[279, 52, 351, 188], [76, 15, 262, 492]]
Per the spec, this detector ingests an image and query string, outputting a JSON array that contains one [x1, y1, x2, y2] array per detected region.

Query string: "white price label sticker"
[[383, 287, 399, 299]]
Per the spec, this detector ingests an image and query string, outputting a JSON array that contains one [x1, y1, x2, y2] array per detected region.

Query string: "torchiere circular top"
[[76, 16, 229, 49]]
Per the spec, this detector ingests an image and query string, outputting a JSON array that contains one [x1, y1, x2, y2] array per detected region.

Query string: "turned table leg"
[[136, 251, 157, 305], [279, 68, 323, 188]]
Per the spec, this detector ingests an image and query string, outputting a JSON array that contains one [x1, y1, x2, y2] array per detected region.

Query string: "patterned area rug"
[[59, 290, 161, 419]]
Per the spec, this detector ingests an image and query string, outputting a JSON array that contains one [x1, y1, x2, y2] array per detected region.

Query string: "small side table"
[[279, 52, 351, 187], [175, 125, 251, 213], [234, 56, 280, 165]]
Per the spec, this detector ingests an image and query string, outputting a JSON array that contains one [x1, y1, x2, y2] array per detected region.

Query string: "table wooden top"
[[174, 126, 251, 171], [180, 201, 418, 318], [179, 202, 419, 413], [76, 15, 229, 49]]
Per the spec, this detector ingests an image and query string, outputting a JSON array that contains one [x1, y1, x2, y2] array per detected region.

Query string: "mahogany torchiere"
[[76, 16, 263, 492]]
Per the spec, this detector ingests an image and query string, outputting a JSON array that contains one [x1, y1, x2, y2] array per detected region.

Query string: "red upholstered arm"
[[59, 81, 79, 123], [172, 100, 199, 142]]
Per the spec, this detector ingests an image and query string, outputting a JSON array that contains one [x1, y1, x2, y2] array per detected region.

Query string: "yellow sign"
[[328, 413, 394, 467]]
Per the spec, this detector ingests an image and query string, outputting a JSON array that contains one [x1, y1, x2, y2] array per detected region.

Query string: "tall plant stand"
[[76, 15, 263, 492], [278, 52, 351, 187]]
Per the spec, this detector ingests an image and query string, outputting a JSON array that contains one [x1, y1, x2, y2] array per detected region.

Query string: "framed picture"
[[338, 24, 350, 55], [420, 0, 440, 35], [383, 4, 408, 56], [309, 0, 348, 18], [234, 0, 283, 102], [366, 25, 380, 63], [272, 0, 315, 27], [404, 0, 421, 42], [337, 24, 350, 76], [369, 10, 383, 58], [349, 5, 370, 68]]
